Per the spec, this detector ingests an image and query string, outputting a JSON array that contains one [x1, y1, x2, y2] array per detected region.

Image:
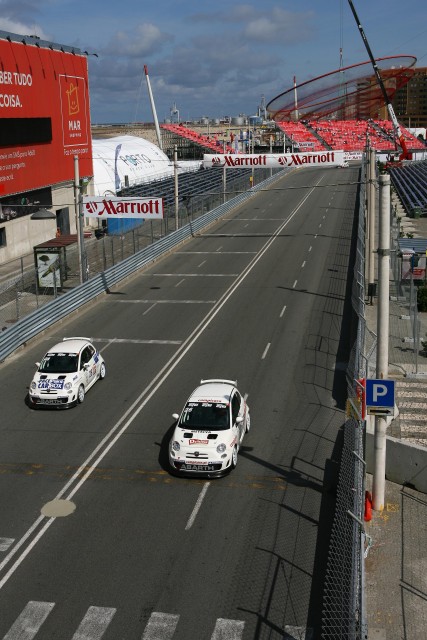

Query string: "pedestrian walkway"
[[364, 203, 427, 639]]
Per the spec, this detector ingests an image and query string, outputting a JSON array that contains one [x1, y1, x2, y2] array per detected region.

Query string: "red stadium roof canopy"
[[267, 55, 417, 121]]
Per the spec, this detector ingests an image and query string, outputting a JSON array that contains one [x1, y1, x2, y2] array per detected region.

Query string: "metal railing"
[[321, 163, 367, 639]]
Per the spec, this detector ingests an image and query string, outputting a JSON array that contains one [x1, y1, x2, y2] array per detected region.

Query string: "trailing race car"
[[28, 337, 105, 408], [169, 379, 250, 477]]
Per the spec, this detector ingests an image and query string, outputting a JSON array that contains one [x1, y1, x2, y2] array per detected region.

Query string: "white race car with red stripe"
[[169, 379, 250, 477]]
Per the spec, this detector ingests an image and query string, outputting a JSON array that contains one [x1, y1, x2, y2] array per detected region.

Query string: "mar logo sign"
[[59, 75, 90, 148]]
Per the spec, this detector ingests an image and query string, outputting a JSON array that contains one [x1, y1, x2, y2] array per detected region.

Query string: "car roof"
[[45, 337, 91, 355], [189, 379, 237, 403]]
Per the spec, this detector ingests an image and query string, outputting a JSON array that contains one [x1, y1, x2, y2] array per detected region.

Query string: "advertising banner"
[[82, 196, 164, 219], [203, 151, 344, 169], [0, 37, 93, 196]]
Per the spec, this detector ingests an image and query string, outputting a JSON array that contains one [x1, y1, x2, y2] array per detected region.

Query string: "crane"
[[347, 0, 410, 162]]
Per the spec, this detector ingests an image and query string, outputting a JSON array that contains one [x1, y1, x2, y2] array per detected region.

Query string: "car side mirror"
[[172, 413, 179, 421], [35, 362, 40, 368], [236, 416, 243, 424]]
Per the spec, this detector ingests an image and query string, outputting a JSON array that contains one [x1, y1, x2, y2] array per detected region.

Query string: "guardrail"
[[0, 170, 287, 362]]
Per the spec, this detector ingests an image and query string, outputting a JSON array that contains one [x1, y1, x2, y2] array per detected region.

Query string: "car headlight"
[[172, 441, 180, 451], [30, 381, 36, 390], [216, 443, 226, 453], [64, 382, 72, 390]]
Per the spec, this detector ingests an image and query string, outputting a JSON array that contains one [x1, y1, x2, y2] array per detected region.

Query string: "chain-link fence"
[[322, 164, 368, 639], [0, 168, 276, 330]]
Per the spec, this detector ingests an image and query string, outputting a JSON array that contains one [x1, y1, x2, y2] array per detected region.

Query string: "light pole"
[[74, 155, 86, 284], [174, 145, 179, 231]]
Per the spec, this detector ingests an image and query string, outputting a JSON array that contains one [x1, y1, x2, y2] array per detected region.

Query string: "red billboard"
[[0, 36, 93, 197]]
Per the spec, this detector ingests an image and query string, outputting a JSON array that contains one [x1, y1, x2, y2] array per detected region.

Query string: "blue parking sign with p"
[[365, 379, 395, 409]]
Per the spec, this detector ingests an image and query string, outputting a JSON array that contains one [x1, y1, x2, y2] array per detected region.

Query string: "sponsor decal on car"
[[189, 439, 209, 445], [37, 379, 64, 390]]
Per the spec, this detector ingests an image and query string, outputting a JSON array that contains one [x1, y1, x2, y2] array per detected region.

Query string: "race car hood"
[[172, 428, 237, 450], [32, 371, 79, 390]]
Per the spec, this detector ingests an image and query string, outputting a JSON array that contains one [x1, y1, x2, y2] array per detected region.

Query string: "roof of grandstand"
[[266, 56, 416, 122]]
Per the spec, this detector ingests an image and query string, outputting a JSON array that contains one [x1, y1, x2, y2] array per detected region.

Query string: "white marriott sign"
[[203, 151, 344, 168], [82, 196, 164, 219]]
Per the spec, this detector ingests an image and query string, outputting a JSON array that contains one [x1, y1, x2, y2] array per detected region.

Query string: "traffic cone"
[[364, 490, 372, 521]]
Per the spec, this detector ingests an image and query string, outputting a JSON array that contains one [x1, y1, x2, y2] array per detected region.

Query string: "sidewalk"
[[364, 206, 427, 639]]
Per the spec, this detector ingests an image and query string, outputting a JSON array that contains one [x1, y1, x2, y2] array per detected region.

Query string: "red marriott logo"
[[82, 196, 163, 219], [221, 155, 268, 167], [278, 152, 336, 166]]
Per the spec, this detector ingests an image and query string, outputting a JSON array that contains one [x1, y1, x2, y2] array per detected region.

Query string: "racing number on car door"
[[231, 391, 244, 441]]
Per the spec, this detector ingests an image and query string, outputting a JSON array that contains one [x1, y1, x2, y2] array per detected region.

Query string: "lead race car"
[[169, 379, 250, 477], [28, 337, 105, 408]]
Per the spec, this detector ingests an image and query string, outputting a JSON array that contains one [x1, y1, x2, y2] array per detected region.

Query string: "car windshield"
[[38, 352, 79, 374], [179, 402, 230, 430]]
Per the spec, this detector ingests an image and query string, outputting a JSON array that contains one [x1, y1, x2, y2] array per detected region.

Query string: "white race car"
[[28, 337, 105, 409], [169, 379, 250, 477]]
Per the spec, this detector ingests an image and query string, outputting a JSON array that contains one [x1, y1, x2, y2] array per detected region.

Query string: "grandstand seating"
[[389, 160, 427, 216], [161, 123, 235, 153], [120, 166, 252, 210], [277, 119, 426, 153], [276, 122, 325, 151]]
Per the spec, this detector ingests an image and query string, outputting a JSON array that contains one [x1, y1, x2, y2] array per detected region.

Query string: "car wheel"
[[99, 362, 106, 380], [77, 384, 85, 404], [245, 412, 251, 433], [230, 445, 238, 469]]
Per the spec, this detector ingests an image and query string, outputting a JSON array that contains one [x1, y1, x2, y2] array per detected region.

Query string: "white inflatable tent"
[[91, 135, 173, 196]]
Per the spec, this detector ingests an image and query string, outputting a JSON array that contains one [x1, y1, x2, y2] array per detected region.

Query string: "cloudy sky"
[[1, 0, 426, 124]]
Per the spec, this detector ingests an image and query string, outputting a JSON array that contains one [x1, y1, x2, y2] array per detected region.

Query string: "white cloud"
[[0, 17, 50, 40]]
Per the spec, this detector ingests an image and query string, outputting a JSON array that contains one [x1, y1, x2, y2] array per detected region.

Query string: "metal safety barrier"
[[0, 170, 287, 362]]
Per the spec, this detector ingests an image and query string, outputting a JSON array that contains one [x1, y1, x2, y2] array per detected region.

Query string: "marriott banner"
[[203, 151, 344, 169], [82, 196, 164, 219]]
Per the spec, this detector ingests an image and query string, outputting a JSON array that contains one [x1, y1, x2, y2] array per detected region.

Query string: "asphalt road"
[[0, 165, 359, 640]]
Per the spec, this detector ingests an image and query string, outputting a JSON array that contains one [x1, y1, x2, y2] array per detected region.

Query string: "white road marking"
[[143, 273, 238, 277], [71, 606, 116, 640], [3, 601, 54, 640], [111, 299, 216, 304], [143, 304, 157, 316], [279, 305, 287, 318], [174, 279, 185, 287], [197, 260, 207, 268], [284, 625, 313, 639], [0, 538, 14, 552], [210, 618, 245, 640], [0, 176, 323, 591], [216, 246, 223, 252], [308, 246, 312, 252], [141, 612, 179, 640], [185, 482, 210, 530], [175, 251, 256, 255], [301, 261, 306, 268], [261, 343, 271, 360], [93, 339, 182, 345], [293, 280, 297, 288]]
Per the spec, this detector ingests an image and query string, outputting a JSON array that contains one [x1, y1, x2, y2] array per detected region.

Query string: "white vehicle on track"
[[169, 379, 250, 477], [28, 337, 105, 409]]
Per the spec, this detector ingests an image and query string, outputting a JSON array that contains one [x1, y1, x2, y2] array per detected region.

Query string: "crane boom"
[[347, 0, 409, 159]]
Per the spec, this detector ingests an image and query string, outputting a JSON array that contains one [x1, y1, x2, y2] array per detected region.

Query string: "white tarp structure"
[[91, 135, 173, 196]]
